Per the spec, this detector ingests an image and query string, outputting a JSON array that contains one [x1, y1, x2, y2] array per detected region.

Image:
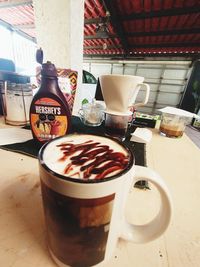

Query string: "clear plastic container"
[[160, 113, 191, 138]]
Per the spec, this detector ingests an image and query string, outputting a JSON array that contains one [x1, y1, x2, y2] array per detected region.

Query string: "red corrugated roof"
[[84, 0, 200, 57], [0, 0, 199, 58], [0, 5, 34, 25]]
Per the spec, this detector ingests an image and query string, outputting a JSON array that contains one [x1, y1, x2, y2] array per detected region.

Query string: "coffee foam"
[[42, 134, 129, 180]]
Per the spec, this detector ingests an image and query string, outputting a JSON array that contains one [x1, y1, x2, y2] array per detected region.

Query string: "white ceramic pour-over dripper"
[[99, 75, 150, 115]]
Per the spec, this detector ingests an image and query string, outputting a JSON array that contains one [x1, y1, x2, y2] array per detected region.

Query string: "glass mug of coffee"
[[79, 100, 105, 127], [39, 134, 172, 267], [104, 112, 134, 140]]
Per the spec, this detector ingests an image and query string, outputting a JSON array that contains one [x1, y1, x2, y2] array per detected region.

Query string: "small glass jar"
[[5, 83, 33, 126]]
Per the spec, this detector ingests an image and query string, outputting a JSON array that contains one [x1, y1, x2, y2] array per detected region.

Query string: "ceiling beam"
[[0, 19, 36, 42], [83, 53, 199, 59], [84, 28, 200, 40], [84, 44, 122, 50], [84, 34, 117, 40], [16, 23, 35, 30], [85, 6, 200, 25], [103, 0, 129, 55], [0, 0, 32, 8], [122, 6, 200, 21], [84, 42, 199, 50], [129, 42, 200, 48], [84, 17, 101, 25], [127, 28, 200, 37]]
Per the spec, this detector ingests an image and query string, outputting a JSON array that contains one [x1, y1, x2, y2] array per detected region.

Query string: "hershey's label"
[[35, 105, 61, 115]]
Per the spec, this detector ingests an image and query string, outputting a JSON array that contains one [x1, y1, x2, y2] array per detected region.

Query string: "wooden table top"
[[0, 118, 200, 267]]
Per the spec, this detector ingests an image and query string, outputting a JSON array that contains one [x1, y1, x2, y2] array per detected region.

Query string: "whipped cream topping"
[[42, 134, 130, 180]]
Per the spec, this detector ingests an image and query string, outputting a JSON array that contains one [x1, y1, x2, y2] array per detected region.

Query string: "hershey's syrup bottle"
[[30, 60, 71, 144]]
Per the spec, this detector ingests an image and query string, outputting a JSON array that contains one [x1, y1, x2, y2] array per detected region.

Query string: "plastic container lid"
[[158, 107, 200, 119]]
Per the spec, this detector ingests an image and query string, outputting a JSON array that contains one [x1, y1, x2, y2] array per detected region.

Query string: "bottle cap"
[[41, 61, 57, 77], [36, 48, 43, 64]]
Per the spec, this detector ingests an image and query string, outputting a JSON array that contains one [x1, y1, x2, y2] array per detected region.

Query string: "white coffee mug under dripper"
[[99, 74, 150, 116]]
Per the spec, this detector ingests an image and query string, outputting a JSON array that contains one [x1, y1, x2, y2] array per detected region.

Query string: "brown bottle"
[[30, 61, 71, 144]]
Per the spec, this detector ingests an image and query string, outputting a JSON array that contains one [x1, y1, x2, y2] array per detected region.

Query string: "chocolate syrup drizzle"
[[57, 140, 129, 180]]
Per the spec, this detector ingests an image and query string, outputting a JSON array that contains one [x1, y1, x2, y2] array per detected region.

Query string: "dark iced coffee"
[[41, 181, 115, 267], [104, 113, 130, 140]]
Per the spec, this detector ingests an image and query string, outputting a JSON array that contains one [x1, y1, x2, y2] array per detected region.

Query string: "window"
[[0, 24, 37, 76]]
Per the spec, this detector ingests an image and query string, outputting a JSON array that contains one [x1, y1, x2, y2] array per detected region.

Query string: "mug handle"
[[120, 165, 172, 243], [133, 83, 150, 108], [78, 109, 84, 121]]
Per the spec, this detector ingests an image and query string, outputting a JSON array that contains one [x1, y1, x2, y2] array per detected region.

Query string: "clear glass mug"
[[104, 110, 135, 140], [39, 133, 172, 267], [79, 101, 105, 127]]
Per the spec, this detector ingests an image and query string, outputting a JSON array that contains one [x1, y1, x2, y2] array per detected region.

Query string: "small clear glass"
[[160, 113, 191, 138], [79, 99, 105, 127], [5, 83, 33, 126]]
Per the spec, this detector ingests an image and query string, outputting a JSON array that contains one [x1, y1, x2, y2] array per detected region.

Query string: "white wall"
[[33, 0, 84, 115], [0, 25, 37, 75]]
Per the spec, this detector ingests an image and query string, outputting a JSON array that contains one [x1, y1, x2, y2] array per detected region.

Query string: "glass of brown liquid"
[[159, 113, 191, 138], [104, 112, 133, 140]]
